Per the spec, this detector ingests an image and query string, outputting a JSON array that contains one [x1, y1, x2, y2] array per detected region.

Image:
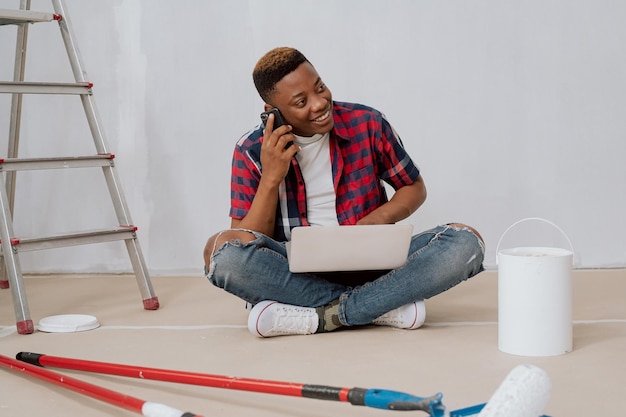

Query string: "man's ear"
[[263, 103, 273, 111]]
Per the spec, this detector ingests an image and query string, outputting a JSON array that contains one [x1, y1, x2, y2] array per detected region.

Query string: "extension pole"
[[0, 354, 203, 417], [17, 351, 445, 414]]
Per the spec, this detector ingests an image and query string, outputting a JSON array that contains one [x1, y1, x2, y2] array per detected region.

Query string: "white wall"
[[0, 0, 625, 275]]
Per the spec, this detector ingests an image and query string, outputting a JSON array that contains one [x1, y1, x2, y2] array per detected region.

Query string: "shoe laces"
[[374, 303, 418, 328], [271, 305, 318, 334]]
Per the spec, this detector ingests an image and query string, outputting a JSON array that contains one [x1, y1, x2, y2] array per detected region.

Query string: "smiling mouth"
[[311, 109, 331, 123]]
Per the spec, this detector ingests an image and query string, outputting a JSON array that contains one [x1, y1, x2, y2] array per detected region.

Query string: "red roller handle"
[[16, 352, 443, 412], [0, 354, 202, 417], [19, 351, 306, 395]]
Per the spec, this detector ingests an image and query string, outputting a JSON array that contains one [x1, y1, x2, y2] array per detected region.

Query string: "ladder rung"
[[0, 154, 114, 171], [3, 227, 138, 252], [0, 81, 92, 95], [0, 9, 58, 25]]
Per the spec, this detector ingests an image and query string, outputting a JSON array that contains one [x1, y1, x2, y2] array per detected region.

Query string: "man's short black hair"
[[253, 47, 310, 103]]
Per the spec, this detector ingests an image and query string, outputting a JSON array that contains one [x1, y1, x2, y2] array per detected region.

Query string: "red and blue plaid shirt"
[[230, 101, 421, 241]]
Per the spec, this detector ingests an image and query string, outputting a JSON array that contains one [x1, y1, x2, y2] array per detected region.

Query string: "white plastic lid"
[[38, 314, 100, 333]]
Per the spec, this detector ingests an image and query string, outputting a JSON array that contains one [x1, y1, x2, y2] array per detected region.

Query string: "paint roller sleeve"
[[477, 365, 551, 417]]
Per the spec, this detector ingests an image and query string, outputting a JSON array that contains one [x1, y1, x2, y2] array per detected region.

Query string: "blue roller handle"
[[363, 389, 447, 415], [361, 390, 553, 417]]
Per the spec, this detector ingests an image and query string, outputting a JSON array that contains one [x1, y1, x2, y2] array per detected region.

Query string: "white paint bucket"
[[496, 218, 574, 356]]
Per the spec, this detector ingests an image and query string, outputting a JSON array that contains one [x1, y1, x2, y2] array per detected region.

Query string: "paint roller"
[[11, 352, 551, 416], [451, 364, 551, 416], [475, 364, 552, 417]]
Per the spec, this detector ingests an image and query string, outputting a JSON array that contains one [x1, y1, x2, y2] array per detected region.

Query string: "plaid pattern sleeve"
[[229, 129, 263, 220], [331, 102, 420, 225]]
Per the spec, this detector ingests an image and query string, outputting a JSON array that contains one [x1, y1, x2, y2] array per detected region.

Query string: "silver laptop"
[[286, 224, 414, 273]]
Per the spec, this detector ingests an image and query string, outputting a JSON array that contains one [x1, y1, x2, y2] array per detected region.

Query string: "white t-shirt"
[[294, 132, 339, 226]]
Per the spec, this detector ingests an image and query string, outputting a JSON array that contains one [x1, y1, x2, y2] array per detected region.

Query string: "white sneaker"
[[372, 301, 426, 330], [248, 300, 319, 337]]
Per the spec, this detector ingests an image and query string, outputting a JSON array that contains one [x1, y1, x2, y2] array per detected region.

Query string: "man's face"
[[267, 62, 334, 137]]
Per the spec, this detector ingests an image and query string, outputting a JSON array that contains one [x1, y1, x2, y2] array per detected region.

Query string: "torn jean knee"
[[205, 228, 265, 283], [203, 230, 346, 308]]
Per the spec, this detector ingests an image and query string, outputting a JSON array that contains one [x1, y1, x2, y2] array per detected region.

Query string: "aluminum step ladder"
[[0, 0, 159, 335]]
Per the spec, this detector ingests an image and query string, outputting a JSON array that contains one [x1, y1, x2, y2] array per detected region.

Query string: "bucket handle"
[[496, 217, 575, 265]]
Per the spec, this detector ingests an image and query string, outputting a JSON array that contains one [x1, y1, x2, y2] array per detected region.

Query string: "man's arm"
[[231, 114, 298, 236], [230, 179, 280, 234], [356, 175, 427, 225]]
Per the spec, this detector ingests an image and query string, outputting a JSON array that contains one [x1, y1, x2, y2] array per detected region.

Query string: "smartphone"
[[260, 108, 286, 129], [260, 108, 294, 149]]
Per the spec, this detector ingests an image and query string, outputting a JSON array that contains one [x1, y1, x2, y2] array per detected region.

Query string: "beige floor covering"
[[0, 269, 624, 416]]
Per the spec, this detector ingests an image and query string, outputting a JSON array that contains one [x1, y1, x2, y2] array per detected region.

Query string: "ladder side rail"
[[99, 155, 158, 305], [52, 0, 158, 309], [51, 0, 88, 84], [7, 0, 31, 204], [1, 0, 31, 287], [52, 0, 135, 226], [0, 173, 34, 334], [123, 238, 158, 309]]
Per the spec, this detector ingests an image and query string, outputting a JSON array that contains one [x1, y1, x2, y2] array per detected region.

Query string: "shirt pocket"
[[341, 166, 381, 212]]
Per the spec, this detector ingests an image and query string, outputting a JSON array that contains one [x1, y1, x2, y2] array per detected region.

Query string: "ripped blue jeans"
[[205, 225, 485, 326]]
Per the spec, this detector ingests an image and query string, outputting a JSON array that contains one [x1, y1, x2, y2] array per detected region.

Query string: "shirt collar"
[[329, 102, 352, 143]]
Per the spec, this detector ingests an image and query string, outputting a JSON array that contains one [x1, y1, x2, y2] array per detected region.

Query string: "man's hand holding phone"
[[259, 109, 299, 184]]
